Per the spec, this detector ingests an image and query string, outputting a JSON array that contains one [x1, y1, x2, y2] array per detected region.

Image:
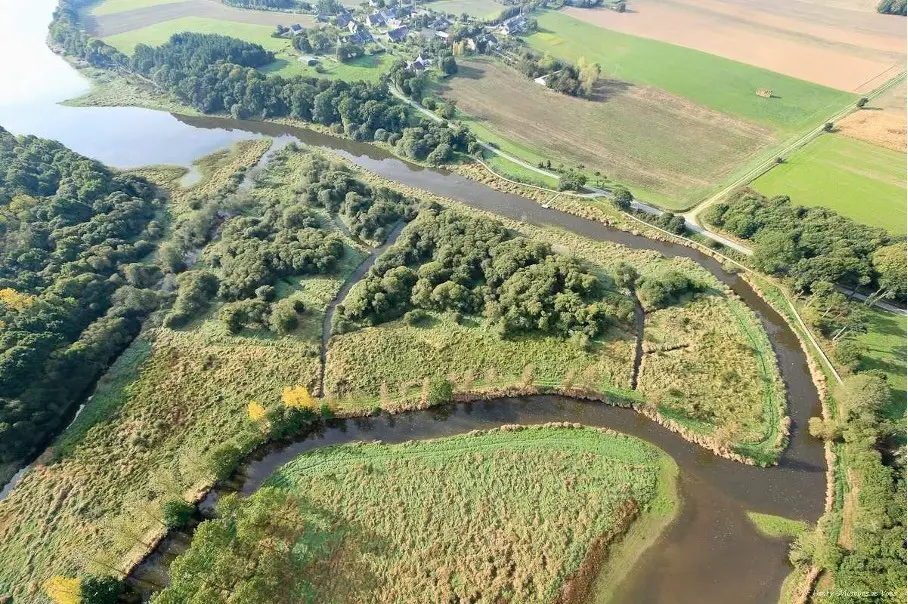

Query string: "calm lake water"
[[1, 3, 826, 602]]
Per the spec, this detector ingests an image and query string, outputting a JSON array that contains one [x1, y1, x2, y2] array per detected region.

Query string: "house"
[[430, 16, 451, 30], [435, 30, 449, 39], [289, 23, 303, 34], [349, 29, 373, 44], [380, 9, 401, 28], [420, 27, 437, 40], [335, 13, 352, 28], [385, 26, 409, 42], [348, 20, 361, 33], [466, 37, 477, 51], [315, 13, 329, 22], [366, 12, 385, 27], [498, 15, 526, 36], [368, 0, 381, 5], [407, 55, 430, 71], [298, 55, 319, 66]]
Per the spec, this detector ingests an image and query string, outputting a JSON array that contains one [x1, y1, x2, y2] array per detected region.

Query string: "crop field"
[[424, 0, 507, 20], [751, 134, 907, 234], [564, 0, 906, 93], [836, 82, 907, 152], [264, 426, 678, 603], [438, 59, 776, 208], [639, 296, 787, 460], [88, 0, 188, 17], [527, 11, 857, 135]]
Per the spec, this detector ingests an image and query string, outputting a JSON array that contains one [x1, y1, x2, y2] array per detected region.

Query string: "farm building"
[[289, 23, 303, 34], [756, 89, 773, 98], [298, 56, 318, 66]]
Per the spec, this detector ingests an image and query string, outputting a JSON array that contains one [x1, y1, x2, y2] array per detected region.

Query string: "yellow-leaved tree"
[[0, 288, 35, 312], [43, 576, 81, 604], [248, 401, 267, 422], [282, 385, 315, 409]]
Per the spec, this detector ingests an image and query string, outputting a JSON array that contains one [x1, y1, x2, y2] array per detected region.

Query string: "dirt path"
[[318, 221, 407, 397]]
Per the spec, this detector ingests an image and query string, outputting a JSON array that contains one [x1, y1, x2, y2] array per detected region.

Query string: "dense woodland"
[[164, 151, 418, 334], [336, 207, 634, 338], [704, 192, 901, 299], [0, 129, 163, 468]]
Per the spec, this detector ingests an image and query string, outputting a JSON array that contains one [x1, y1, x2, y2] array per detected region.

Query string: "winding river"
[[0, 2, 825, 602]]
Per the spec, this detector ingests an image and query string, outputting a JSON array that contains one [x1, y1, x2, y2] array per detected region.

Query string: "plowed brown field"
[[566, 0, 905, 93]]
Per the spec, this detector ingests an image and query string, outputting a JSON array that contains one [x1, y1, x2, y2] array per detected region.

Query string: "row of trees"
[[0, 129, 164, 469], [877, 0, 906, 14], [336, 206, 633, 338], [704, 192, 901, 299]]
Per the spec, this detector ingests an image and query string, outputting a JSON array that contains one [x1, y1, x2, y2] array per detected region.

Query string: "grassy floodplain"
[[259, 426, 678, 603], [751, 134, 907, 234], [526, 11, 857, 134], [0, 143, 787, 599]]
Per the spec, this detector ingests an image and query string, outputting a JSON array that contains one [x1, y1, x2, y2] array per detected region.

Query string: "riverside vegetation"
[[0, 139, 786, 601], [151, 426, 677, 604]]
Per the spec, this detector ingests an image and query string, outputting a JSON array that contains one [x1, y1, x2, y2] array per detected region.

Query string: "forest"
[[163, 151, 418, 334], [336, 207, 631, 338], [0, 128, 163, 469], [704, 192, 902, 299]]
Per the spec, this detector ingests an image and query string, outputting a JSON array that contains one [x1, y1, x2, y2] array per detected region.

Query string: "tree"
[[282, 385, 315, 409], [80, 575, 123, 604], [559, 171, 587, 191], [439, 99, 457, 119], [440, 55, 458, 75], [857, 97, 869, 108], [611, 186, 633, 211], [870, 243, 906, 301], [823, 121, 834, 132], [269, 298, 301, 335], [43, 577, 81, 604], [162, 499, 195, 529], [834, 373, 890, 424], [751, 230, 800, 274], [248, 401, 267, 422], [208, 443, 242, 482]]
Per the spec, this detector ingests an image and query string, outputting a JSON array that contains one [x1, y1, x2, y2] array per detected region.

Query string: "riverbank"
[[163, 424, 678, 604]]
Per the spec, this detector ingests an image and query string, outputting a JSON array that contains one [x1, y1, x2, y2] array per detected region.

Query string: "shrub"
[[208, 443, 242, 482], [427, 377, 453, 405], [611, 186, 633, 211], [404, 308, 429, 326], [162, 499, 195, 529], [80, 575, 123, 604]]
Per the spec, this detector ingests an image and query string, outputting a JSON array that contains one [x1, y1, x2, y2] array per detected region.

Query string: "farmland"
[[836, 82, 907, 152], [87, 0, 187, 17], [751, 134, 907, 234], [256, 426, 678, 603], [527, 10, 857, 134], [424, 0, 507, 20], [564, 0, 905, 93], [84, 0, 312, 38], [437, 58, 775, 208]]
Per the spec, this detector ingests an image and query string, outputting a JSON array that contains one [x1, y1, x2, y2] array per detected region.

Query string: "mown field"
[[99, 14, 391, 80], [751, 134, 907, 234], [89, 0, 187, 17], [263, 425, 678, 603], [527, 11, 857, 135], [437, 58, 775, 208]]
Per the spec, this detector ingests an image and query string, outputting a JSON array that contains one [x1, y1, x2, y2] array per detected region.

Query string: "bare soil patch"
[[439, 59, 775, 203], [566, 0, 905, 93], [836, 82, 907, 151], [83, 0, 310, 37]]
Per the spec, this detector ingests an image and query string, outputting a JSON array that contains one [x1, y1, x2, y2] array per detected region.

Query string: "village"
[[274, 0, 534, 74]]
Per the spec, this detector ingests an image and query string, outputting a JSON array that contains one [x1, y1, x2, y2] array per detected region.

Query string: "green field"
[[90, 0, 187, 17], [751, 134, 907, 234], [257, 426, 678, 603], [425, 0, 507, 19], [852, 306, 907, 420], [102, 16, 392, 80], [527, 11, 856, 134], [104, 17, 292, 55]]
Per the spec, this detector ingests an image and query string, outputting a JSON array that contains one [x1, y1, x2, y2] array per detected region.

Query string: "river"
[[0, 2, 826, 602]]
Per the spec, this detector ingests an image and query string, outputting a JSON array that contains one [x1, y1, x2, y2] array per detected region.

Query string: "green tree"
[[611, 186, 633, 211]]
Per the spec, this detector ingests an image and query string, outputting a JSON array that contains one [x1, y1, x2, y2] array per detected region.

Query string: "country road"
[[389, 81, 906, 315]]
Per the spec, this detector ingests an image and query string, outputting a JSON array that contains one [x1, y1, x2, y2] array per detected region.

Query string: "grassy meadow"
[[265, 425, 678, 603], [101, 16, 391, 81], [424, 0, 507, 20], [751, 134, 907, 234], [527, 11, 856, 135], [850, 306, 907, 421]]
